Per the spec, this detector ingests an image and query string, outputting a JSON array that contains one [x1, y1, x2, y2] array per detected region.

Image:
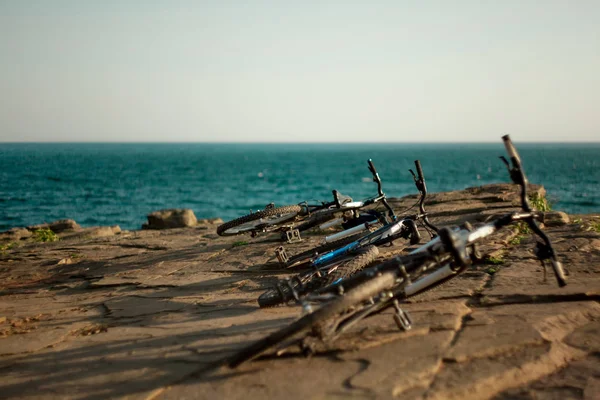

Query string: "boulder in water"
[[142, 209, 198, 230]]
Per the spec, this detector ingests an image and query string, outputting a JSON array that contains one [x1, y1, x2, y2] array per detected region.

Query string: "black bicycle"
[[258, 160, 439, 308], [227, 135, 567, 367], [216, 160, 394, 240]]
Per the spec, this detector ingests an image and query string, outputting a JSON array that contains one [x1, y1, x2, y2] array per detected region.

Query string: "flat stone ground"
[[1, 184, 599, 400]]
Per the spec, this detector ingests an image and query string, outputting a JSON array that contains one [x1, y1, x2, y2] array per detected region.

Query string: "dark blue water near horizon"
[[1, 142, 599, 231]]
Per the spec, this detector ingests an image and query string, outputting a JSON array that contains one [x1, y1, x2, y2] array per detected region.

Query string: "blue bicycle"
[[258, 160, 438, 307]]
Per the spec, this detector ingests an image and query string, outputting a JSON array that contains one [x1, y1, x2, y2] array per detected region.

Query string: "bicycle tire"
[[258, 246, 379, 308], [321, 245, 379, 286], [217, 205, 303, 236], [229, 270, 397, 368]]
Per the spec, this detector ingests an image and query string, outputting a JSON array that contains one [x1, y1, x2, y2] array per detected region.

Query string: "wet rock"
[[142, 209, 198, 230]]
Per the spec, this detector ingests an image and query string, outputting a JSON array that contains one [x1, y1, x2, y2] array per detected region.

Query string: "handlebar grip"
[[502, 135, 522, 165], [414, 160, 424, 180], [551, 259, 567, 287], [368, 159, 378, 176]]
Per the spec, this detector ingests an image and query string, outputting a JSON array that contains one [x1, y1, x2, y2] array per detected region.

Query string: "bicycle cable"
[[374, 197, 420, 218]]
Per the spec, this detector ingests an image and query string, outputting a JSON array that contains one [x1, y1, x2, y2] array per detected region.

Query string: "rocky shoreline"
[[1, 183, 599, 399]]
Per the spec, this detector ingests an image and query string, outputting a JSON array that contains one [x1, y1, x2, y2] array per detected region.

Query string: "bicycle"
[[258, 160, 439, 308], [216, 160, 395, 241], [227, 135, 567, 368]]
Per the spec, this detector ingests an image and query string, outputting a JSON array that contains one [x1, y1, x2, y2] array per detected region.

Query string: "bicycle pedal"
[[300, 338, 318, 357], [275, 246, 290, 265], [301, 343, 315, 358], [285, 229, 302, 243], [392, 300, 413, 331]]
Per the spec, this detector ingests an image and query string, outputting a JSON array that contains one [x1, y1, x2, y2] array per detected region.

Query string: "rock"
[[61, 225, 121, 240], [1, 183, 599, 399], [142, 209, 198, 230], [87, 227, 117, 238], [542, 211, 570, 227], [0, 227, 32, 241], [27, 219, 81, 233], [197, 217, 224, 225]]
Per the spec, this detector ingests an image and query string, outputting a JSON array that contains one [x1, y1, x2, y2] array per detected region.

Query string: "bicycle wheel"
[[217, 205, 303, 236], [258, 246, 379, 308], [229, 270, 397, 368]]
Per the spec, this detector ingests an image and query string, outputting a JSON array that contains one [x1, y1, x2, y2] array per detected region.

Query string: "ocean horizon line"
[[2, 140, 600, 145]]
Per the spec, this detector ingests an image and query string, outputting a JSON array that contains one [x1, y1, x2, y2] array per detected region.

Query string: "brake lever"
[[409, 169, 417, 181], [409, 168, 425, 194], [499, 156, 523, 186]]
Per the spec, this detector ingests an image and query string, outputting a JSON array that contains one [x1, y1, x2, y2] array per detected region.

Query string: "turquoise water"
[[1, 142, 598, 231]]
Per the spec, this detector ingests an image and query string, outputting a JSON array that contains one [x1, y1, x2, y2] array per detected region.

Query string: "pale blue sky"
[[1, 1, 599, 142]]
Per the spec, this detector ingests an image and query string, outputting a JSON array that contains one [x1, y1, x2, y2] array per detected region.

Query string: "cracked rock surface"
[[1, 183, 599, 399]]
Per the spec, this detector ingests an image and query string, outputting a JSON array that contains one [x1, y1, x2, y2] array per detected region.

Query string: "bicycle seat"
[[332, 190, 353, 208]]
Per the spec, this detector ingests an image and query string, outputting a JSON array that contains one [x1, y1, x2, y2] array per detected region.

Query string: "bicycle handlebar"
[[415, 160, 425, 182], [502, 134, 522, 167], [368, 159, 377, 176], [502, 135, 566, 287], [367, 159, 385, 197], [411, 160, 438, 233], [365, 159, 395, 220]]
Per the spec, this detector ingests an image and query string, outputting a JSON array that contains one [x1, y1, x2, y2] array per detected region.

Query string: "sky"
[[0, 1, 599, 143]]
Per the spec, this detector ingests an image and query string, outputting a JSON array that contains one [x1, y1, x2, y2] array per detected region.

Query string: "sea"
[[1, 142, 599, 231]]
